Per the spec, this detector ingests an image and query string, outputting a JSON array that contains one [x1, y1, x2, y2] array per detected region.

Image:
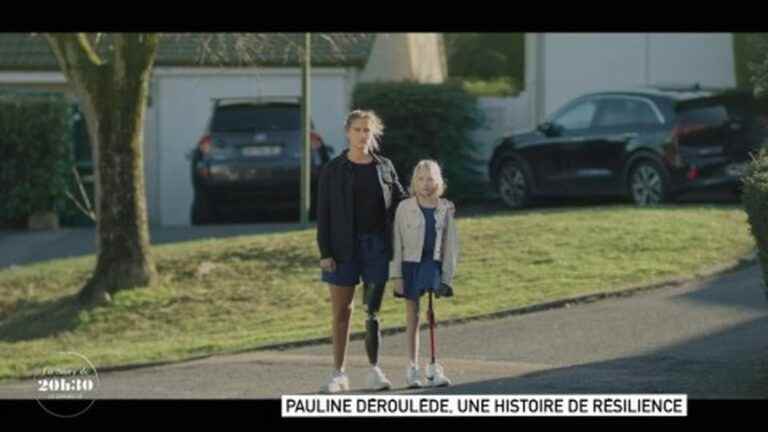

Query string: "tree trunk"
[[46, 34, 159, 306]]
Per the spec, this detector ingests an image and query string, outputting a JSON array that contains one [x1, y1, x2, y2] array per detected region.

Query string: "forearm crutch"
[[427, 288, 437, 365]]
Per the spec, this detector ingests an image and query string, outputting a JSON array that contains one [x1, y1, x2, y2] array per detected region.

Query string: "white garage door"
[[154, 68, 351, 226]]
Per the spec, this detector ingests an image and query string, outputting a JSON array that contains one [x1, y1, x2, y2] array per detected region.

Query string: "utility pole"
[[300, 33, 311, 226]]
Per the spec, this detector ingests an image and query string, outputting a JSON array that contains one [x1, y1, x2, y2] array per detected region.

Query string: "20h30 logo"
[[33, 351, 101, 418]]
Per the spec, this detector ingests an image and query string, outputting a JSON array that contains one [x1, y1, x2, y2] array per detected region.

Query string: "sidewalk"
[[0, 223, 304, 270]]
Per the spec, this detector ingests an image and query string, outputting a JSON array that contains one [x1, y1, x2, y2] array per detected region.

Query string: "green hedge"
[[743, 149, 768, 300], [444, 33, 525, 86], [352, 81, 484, 201], [734, 33, 768, 94], [0, 91, 76, 226], [462, 78, 519, 97]]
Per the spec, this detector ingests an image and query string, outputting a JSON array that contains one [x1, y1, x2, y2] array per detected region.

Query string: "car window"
[[552, 100, 598, 131], [677, 104, 729, 128], [212, 104, 300, 132], [594, 98, 661, 127]]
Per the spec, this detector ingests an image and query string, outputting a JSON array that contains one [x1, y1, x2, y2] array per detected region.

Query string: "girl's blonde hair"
[[409, 159, 446, 197], [345, 110, 384, 152]]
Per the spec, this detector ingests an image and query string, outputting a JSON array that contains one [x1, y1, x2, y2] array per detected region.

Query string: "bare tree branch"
[[44, 34, 101, 80]]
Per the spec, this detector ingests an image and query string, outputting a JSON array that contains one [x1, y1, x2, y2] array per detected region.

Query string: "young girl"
[[390, 160, 459, 388]]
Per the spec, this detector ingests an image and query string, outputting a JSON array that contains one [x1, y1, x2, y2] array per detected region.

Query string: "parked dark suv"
[[190, 97, 333, 224], [489, 85, 768, 209]]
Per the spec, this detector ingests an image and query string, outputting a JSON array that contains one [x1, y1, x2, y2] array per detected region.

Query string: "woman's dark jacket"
[[317, 149, 406, 262]]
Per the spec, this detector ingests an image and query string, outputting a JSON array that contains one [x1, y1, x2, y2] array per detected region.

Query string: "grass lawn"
[[0, 204, 755, 380]]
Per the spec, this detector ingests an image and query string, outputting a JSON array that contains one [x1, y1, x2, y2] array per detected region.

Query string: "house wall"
[[526, 33, 736, 124]]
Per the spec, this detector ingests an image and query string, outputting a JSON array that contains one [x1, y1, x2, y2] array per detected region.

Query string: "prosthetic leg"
[[363, 282, 385, 365], [363, 282, 391, 390]]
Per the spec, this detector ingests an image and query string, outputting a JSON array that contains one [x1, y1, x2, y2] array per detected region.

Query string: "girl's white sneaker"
[[406, 365, 423, 388], [425, 363, 451, 387], [322, 371, 350, 393]]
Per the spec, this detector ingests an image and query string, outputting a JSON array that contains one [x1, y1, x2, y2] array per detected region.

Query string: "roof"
[[584, 84, 751, 102], [0, 33, 376, 71], [214, 97, 300, 106]]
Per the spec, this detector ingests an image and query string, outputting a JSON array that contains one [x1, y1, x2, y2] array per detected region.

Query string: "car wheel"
[[191, 191, 216, 225], [628, 160, 669, 206], [497, 159, 531, 210]]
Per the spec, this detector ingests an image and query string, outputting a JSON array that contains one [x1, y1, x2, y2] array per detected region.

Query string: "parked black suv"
[[190, 97, 333, 224], [489, 85, 768, 209]]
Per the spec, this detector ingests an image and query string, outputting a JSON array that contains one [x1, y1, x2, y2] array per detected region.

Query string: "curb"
[[253, 249, 759, 352]]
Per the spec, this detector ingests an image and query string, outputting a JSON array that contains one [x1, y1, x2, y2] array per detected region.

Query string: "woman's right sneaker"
[[406, 365, 423, 388], [322, 371, 350, 393], [367, 366, 392, 391]]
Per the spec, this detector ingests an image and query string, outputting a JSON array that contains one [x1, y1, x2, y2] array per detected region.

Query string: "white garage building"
[[0, 33, 447, 226]]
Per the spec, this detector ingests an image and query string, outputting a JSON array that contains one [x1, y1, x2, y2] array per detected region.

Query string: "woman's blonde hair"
[[345, 110, 384, 152], [409, 159, 446, 198]]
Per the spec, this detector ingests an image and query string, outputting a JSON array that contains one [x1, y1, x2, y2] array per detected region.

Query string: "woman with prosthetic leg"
[[316, 110, 407, 393]]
